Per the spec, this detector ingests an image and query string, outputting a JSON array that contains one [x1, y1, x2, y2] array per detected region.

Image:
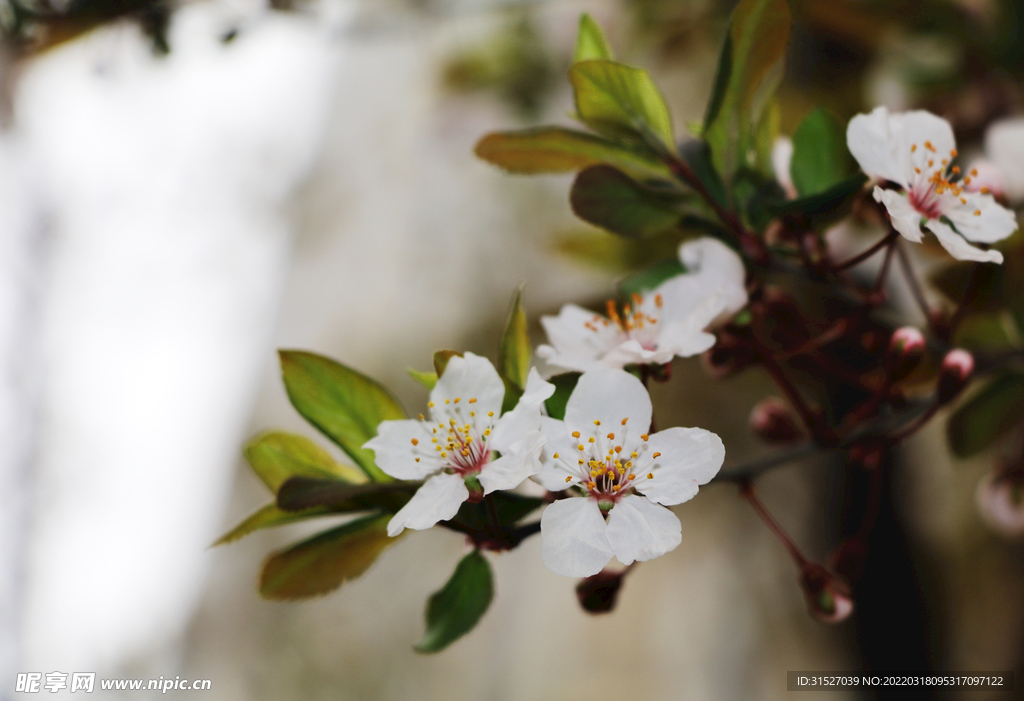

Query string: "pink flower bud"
[[576, 568, 626, 614], [885, 326, 926, 380], [749, 397, 803, 444], [799, 563, 854, 624], [937, 349, 974, 404], [976, 471, 1024, 537]]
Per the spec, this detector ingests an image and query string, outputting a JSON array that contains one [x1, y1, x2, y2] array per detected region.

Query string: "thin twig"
[[832, 231, 899, 271]]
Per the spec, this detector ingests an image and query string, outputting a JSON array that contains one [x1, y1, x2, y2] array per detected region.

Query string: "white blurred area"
[[1, 1, 859, 699]]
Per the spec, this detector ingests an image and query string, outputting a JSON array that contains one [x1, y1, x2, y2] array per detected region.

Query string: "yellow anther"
[[621, 417, 628, 425], [607, 433, 615, 440], [450, 418, 457, 425], [469, 398, 477, 404], [552, 452, 559, 459], [587, 481, 597, 490], [911, 144, 917, 153], [445, 399, 450, 404], [974, 210, 982, 216], [628, 474, 636, 480], [454, 397, 461, 404], [483, 428, 491, 436], [415, 458, 420, 463], [615, 446, 622, 454], [428, 401, 435, 408], [462, 449, 470, 457], [572, 431, 581, 439], [578, 445, 585, 451], [431, 437, 438, 443], [951, 148, 958, 158], [441, 452, 447, 458], [418, 413, 424, 420], [928, 160, 934, 168], [914, 167, 921, 174], [469, 411, 476, 417], [631, 452, 638, 459], [952, 165, 960, 174], [925, 141, 935, 152], [578, 460, 584, 465], [941, 158, 948, 166], [593, 419, 601, 426], [641, 434, 649, 441], [588, 437, 595, 443], [654, 294, 663, 308], [981, 186, 990, 194], [565, 475, 572, 483], [411, 438, 419, 446], [625, 461, 632, 468], [647, 473, 654, 479], [652, 452, 662, 459]]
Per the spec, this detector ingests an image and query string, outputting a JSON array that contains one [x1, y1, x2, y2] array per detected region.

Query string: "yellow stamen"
[[565, 475, 572, 483], [652, 452, 661, 459], [974, 210, 981, 216], [428, 401, 435, 408], [641, 434, 649, 441], [647, 473, 654, 479], [607, 433, 615, 440], [572, 431, 581, 438], [411, 438, 419, 446], [469, 398, 477, 404], [552, 452, 559, 459]]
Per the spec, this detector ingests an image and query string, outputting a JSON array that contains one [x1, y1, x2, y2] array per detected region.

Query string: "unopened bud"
[[576, 568, 626, 614], [937, 349, 974, 404], [886, 326, 925, 379], [799, 563, 854, 624], [749, 397, 803, 443], [976, 470, 1024, 537]]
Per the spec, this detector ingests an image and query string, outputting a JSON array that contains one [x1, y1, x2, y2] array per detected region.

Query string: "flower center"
[[582, 293, 663, 350], [410, 397, 496, 475], [906, 141, 985, 219], [551, 416, 660, 507]]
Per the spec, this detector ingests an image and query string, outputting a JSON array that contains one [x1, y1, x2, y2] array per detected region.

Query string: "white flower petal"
[[985, 118, 1024, 202], [430, 352, 505, 417], [479, 430, 546, 494], [599, 338, 676, 369], [532, 416, 582, 491], [489, 368, 555, 452], [363, 419, 439, 480], [605, 494, 682, 565], [540, 497, 614, 577], [564, 368, 652, 455], [386, 472, 468, 536], [873, 187, 924, 243], [943, 192, 1018, 245], [896, 110, 956, 162], [675, 237, 748, 321], [924, 219, 1003, 263], [634, 427, 725, 506], [847, 106, 913, 188], [772, 135, 795, 196], [538, 303, 620, 372]]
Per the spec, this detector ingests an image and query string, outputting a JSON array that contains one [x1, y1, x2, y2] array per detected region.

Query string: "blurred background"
[[2, 0, 1024, 698]]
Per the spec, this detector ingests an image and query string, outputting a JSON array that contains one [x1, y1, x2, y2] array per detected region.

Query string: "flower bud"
[[937, 349, 974, 405], [749, 397, 803, 444], [885, 326, 925, 379], [576, 568, 626, 614], [976, 470, 1024, 537], [799, 563, 854, 624]]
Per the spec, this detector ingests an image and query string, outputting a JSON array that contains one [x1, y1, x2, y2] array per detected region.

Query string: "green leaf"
[[499, 285, 530, 392], [570, 165, 685, 238], [619, 258, 687, 298], [279, 351, 405, 482], [259, 513, 397, 600], [952, 311, 1019, 352], [947, 373, 1024, 458], [277, 477, 419, 513], [765, 173, 867, 225], [433, 350, 461, 378], [543, 372, 582, 420], [679, 140, 728, 209], [447, 491, 545, 533], [213, 503, 335, 546], [790, 108, 855, 197], [574, 13, 614, 62], [473, 127, 670, 181], [569, 60, 675, 151], [244, 431, 365, 493], [552, 227, 688, 273], [407, 367, 438, 390], [703, 0, 792, 185], [415, 550, 494, 653]]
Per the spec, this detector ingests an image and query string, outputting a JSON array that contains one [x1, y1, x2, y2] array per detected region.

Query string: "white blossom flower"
[[967, 117, 1024, 203], [364, 352, 554, 536], [846, 106, 1017, 264], [533, 368, 724, 577], [536, 237, 748, 373]]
